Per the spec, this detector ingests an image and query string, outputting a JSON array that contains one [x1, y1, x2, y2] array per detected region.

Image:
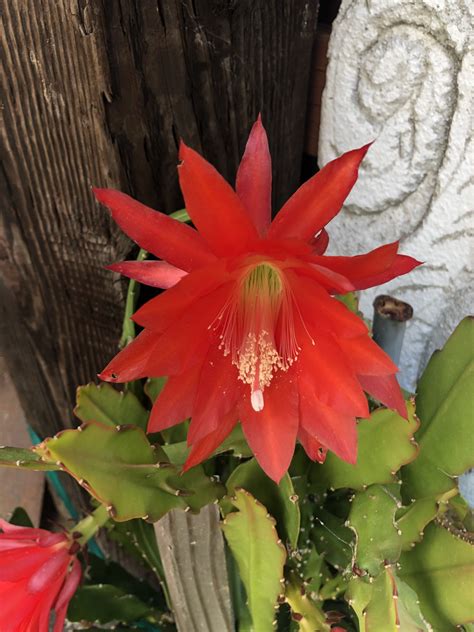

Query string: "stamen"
[[214, 262, 299, 409]]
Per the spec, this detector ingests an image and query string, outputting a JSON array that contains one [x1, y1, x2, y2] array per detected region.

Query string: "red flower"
[[0, 520, 81, 632], [94, 117, 420, 482]]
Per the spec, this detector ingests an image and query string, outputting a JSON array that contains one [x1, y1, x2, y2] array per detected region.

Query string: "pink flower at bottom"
[[0, 520, 81, 632]]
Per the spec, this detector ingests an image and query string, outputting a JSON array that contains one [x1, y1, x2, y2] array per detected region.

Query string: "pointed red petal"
[[142, 283, 234, 378], [93, 188, 215, 271], [268, 144, 371, 240], [28, 549, 69, 593], [183, 410, 237, 471], [357, 373, 407, 419], [107, 261, 187, 289], [54, 558, 81, 613], [298, 333, 369, 419], [187, 348, 240, 445], [99, 329, 161, 383], [239, 370, 299, 483], [358, 254, 421, 289], [287, 271, 368, 339], [299, 377, 357, 464], [310, 229, 329, 255], [147, 365, 202, 433], [337, 335, 399, 376], [288, 263, 354, 294], [178, 142, 259, 256], [312, 242, 422, 291], [133, 260, 229, 331], [236, 115, 272, 235], [298, 427, 327, 463]]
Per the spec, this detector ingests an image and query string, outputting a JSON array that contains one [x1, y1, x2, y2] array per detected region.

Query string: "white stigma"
[[251, 389, 264, 412]]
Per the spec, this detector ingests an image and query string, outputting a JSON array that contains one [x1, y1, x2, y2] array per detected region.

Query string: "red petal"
[[54, 558, 81, 612], [0, 546, 51, 582], [236, 115, 272, 235], [142, 283, 234, 377], [268, 144, 371, 240], [93, 188, 216, 271], [359, 254, 421, 289], [337, 335, 399, 376], [357, 373, 407, 419], [187, 348, 240, 445], [147, 365, 201, 433], [313, 242, 421, 291], [239, 370, 299, 483], [99, 329, 161, 383], [183, 410, 237, 471], [178, 142, 259, 256], [28, 549, 69, 593], [133, 260, 229, 331], [299, 376, 357, 464], [298, 427, 327, 463], [287, 271, 368, 339], [288, 263, 354, 294], [107, 261, 187, 289], [310, 229, 329, 255], [297, 332, 369, 419]]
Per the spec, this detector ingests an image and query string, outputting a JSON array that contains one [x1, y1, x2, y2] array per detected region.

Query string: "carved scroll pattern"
[[319, 0, 473, 387]]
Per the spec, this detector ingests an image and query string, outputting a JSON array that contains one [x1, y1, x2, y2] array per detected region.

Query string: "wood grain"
[[154, 505, 234, 632]]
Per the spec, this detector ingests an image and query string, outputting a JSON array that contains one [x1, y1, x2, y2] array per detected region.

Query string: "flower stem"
[[71, 504, 110, 545]]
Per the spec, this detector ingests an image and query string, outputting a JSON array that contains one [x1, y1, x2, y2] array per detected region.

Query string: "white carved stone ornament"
[[319, 0, 473, 388]]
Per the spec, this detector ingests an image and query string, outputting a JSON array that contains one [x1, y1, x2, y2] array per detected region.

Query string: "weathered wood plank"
[[1, 0, 318, 514]]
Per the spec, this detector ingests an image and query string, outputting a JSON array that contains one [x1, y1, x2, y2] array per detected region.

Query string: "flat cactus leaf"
[[396, 576, 432, 631], [222, 489, 286, 632], [348, 485, 401, 577], [0, 445, 59, 470], [75, 382, 149, 430], [399, 523, 474, 629], [68, 584, 156, 624], [169, 465, 225, 512], [346, 576, 373, 625], [311, 401, 418, 491], [34, 422, 188, 521], [285, 576, 330, 631], [336, 291, 359, 314], [312, 507, 354, 570], [222, 457, 300, 547], [396, 498, 440, 551], [144, 377, 167, 403], [402, 317, 474, 500], [346, 570, 432, 632]]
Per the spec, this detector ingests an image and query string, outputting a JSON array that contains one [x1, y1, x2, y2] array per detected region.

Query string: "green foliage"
[[68, 584, 156, 625], [312, 506, 354, 570], [285, 576, 329, 631], [222, 489, 286, 632], [223, 457, 300, 547], [9, 506, 34, 527], [162, 424, 252, 465], [396, 497, 440, 551], [34, 421, 197, 521], [0, 445, 59, 470], [348, 485, 401, 577], [399, 523, 474, 629], [402, 317, 474, 500], [144, 377, 167, 404], [75, 382, 149, 430], [311, 401, 418, 491]]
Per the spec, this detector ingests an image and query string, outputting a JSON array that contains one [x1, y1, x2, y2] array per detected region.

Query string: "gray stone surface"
[[319, 0, 473, 388]]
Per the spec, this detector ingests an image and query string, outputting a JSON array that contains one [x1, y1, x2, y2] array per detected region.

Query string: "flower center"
[[215, 263, 299, 411]]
